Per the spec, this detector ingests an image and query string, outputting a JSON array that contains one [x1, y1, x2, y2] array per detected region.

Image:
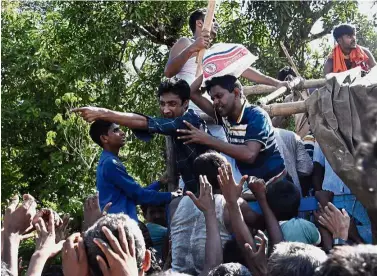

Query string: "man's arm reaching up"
[[190, 74, 216, 119], [241, 67, 287, 87]]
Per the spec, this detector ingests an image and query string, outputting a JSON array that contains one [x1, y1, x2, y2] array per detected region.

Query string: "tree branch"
[[131, 54, 141, 75], [306, 26, 333, 42]]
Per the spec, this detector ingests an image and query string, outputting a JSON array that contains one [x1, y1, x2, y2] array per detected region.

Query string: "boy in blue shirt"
[[89, 120, 179, 221]]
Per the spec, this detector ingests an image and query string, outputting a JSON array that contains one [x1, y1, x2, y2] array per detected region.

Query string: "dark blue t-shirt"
[[217, 101, 285, 181]]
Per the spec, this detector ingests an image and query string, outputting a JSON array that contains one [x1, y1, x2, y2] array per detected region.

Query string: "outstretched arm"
[[72, 107, 148, 129], [241, 67, 286, 87]]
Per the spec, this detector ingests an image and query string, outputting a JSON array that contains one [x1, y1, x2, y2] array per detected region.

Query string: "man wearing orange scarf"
[[324, 24, 376, 75]]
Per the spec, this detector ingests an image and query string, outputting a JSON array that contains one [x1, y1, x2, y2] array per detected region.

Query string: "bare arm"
[[190, 75, 216, 118], [364, 47, 377, 69], [187, 176, 222, 276], [241, 67, 282, 86], [324, 58, 333, 76], [165, 38, 195, 78], [248, 177, 284, 248], [312, 162, 325, 191]]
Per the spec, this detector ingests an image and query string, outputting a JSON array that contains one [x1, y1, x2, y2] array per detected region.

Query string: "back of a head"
[[277, 66, 297, 81], [268, 242, 327, 276], [333, 24, 356, 41], [315, 245, 377, 276], [266, 179, 300, 221], [193, 151, 227, 190], [189, 8, 206, 34], [84, 213, 146, 276], [89, 120, 113, 147], [205, 75, 242, 94], [157, 78, 190, 103], [223, 239, 247, 267], [208, 263, 251, 276]]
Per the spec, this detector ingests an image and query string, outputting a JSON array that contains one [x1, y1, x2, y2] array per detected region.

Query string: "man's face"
[[339, 33, 357, 50], [159, 92, 187, 118], [103, 123, 126, 148], [209, 85, 236, 117], [145, 206, 166, 226], [198, 17, 220, 41]]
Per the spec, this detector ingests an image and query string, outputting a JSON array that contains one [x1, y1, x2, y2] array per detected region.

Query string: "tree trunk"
[[165, 136, 178, 192]]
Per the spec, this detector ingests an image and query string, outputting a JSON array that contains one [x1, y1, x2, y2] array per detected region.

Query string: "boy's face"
[[159, 92, 188, 119], [209, 85, 237, 117], [102, 124, 126, 148]]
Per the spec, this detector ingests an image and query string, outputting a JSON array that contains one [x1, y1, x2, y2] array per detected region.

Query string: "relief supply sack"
[[201, 43, 258, 86]]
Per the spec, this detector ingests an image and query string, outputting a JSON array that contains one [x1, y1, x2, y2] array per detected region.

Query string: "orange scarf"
[[331, 45, 369, 73]]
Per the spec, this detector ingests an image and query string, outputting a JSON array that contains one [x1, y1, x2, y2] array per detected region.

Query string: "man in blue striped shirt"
[[179, 75, 285, 183]]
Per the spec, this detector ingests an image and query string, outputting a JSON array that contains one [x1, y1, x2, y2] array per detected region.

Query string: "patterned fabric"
[[216, 100, 285, 182], [133, 109, 210, 194]]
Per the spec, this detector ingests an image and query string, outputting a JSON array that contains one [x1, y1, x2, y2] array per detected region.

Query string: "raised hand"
[[318, 202, 350, 240], [244, 230, 268, 276], [62, 233, 90, 276], [247, 176, 267, 201], [94, 225, 140, 276], [187, 175, 215, 214], [217, 163, 248, 205], [4, 194, 37, 235], [83, 193, 112, 231], [34, 211, 65, 258]]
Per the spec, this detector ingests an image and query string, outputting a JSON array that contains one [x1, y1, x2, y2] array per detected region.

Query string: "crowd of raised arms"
[[2, 8, 377, 276]]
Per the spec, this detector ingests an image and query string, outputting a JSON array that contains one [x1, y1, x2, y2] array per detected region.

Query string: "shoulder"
[[244, 105, 269, 124], [361, 46, 375, 58], [102, 156, 123, 169], [171, 37, 192, 50]]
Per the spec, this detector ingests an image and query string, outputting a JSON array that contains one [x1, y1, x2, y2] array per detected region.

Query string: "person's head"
[[268, 242, 327, 276], [157, 78, 190, 119], [84, 213, 150, 276], [223, 239, 247, 267], [193, 151, 227, 191], [315, 245, 377, 276], [141, 204, 167, 227], [205, 75, 243, 117], [266, 179, 300, 221], [333, 24, 357, 51], [208, 263, 251, 276], [89, 120, 125, 150], [189, 8, 219, 39], [277, 66, 297, 81]]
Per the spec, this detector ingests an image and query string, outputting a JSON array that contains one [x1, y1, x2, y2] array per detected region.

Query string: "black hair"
[[193, 151, 227, 190], [189, 8, 206, 34], [89, 120, 113, 147], [315, 245, 377, 276], [157, 78, 190, 104], [269, 242, 327, 276], [266, 179, 300, 221], [205, 75, 242, 94], [208, 263, 251, 276], [223, 239, 248, 267], [277, 66, 297, 81], [333, 24, 356, 41], [84, 214, 146, 276]]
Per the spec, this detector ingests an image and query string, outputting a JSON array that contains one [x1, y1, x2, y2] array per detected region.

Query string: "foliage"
[[1, 1, 376, 254]]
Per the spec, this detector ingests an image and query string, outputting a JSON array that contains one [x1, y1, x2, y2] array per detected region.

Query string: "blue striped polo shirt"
[[217, 101, 285, 181]]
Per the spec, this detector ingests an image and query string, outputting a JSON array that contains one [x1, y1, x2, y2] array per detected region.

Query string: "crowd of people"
[[2, 7, 377, 276]]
